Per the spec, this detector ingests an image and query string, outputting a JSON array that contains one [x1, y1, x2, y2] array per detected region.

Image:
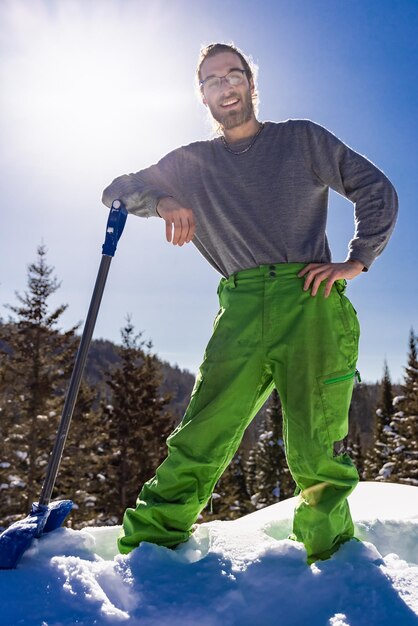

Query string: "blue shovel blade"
[[0, 500, 73, 569], [42, 500, 73, 533]]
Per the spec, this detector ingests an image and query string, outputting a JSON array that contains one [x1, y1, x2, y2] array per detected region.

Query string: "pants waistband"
[[221, 263, 307, 289]]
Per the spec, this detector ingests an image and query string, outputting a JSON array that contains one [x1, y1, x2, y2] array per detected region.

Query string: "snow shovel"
[[0, 200, 128, 569]]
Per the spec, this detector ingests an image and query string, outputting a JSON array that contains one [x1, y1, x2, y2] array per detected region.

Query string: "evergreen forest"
[[1, 246, 417, 530]]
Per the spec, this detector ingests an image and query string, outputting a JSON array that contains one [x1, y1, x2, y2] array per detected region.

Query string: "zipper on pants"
[[324, 369, 361, 385]]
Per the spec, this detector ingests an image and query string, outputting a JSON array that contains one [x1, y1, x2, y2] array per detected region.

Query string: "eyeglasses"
[[199, 69, 247, 92]]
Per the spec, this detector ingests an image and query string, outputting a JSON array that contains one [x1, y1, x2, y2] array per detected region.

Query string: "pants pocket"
[[318, 369, 358, 450], [334, 281, 360, 347]]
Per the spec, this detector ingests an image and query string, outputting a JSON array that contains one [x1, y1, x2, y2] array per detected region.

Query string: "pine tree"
[[250, 390, 295, 509], [346, 426, 365, 480], [200, 449, 252, 522], [389, 329, 418, 485], [55, 381, 104, 527], [364, 360, 396, 480], [244, 447, 258, 499], [97, 317, 174, 522], [0, 245, 78, 524], [401, 328, 418, 416]]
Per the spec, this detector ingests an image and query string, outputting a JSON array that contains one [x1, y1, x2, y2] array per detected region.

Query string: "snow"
[[7, 475, 26, 489], [14, 451, 28, 461], [1, 482, 418, 626], [378, 462, 396, 479]]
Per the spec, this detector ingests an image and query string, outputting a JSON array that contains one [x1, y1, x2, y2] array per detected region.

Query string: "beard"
[[210, 89, 254, 131]]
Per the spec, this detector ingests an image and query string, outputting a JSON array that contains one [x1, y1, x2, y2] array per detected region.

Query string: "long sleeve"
[[303, 120, 398, 269], [101, 121, 398, 277], [102, 149, 182, 218]]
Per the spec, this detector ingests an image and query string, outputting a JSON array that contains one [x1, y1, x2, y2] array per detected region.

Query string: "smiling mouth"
[[220, 98, 240, 108]]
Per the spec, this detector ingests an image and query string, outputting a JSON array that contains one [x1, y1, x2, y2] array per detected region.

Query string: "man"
[[102, 43, 398, 563]]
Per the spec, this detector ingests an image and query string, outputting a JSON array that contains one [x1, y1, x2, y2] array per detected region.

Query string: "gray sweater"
[[102, 119, 398, 277]]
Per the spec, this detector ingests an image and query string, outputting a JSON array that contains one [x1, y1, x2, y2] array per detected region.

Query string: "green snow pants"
[[119, 263, 360, 563]]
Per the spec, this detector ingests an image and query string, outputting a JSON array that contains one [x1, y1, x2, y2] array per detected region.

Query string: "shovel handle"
[[38, 201, 128, 506], [102, 200, 128, 256]]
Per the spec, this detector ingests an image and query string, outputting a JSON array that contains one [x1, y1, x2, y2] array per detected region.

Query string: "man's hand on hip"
[[298, 260, 364, 298], [156, 197, 196, 246]]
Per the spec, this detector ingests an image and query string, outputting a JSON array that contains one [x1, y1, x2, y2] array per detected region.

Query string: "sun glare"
[[0, 0, 189, 178]]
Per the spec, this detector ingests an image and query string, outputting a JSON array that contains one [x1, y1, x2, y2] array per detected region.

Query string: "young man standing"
[[102, 43, 398, 563]]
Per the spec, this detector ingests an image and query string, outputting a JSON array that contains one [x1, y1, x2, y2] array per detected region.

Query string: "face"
[[200, 51, 255, 131]]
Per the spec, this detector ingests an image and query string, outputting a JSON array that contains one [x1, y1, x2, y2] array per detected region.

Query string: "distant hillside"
[[1, 323, 392, 453], [84, 338, 195, 419]]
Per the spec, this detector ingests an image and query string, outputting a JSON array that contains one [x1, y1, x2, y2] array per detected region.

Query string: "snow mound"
[[1, 482, 418, 625]]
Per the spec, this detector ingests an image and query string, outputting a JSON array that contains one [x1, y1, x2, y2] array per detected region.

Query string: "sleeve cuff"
[[346, 250, 375, 272]]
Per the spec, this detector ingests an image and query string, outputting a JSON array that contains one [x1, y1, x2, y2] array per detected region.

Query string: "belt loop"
[[226, 274, 237, 289], [218, 274, 236, 298]]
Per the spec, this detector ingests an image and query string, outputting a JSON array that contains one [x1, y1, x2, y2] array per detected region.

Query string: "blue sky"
[[0, 0, 417, 383]]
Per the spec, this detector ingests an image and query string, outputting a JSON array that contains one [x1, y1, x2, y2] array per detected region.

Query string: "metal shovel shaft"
[[39, 254, 112, 505], [39, 201, 127, 506]]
